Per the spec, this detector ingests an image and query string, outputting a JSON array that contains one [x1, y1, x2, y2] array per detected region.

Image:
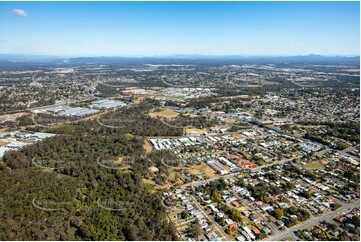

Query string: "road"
[[181, 172, 236, 190], [337, 146, 360, 161], [189, 191, 232, 241], [264, 199, 360, 241], [181, 155, 300, 190], [181, 131, 332, 191], [233, 192, 280, 235], [161, 191, 229, 240]]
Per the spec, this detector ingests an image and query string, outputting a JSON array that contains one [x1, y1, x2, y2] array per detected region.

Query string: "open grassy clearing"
[[142, 178, 157, 193], [149, 109, 179, 119], [304, 161, 325, 169]]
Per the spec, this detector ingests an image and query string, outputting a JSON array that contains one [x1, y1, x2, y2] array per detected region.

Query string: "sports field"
[[304, 161, 324, 169]]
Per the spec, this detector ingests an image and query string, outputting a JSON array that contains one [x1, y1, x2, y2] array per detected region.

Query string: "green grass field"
[[304, 162, 325, 169]]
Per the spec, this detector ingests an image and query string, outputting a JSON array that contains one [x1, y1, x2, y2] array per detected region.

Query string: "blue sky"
[[0, 1, 359, 56]]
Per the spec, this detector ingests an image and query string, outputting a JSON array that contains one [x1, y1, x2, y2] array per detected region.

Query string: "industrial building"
[[91, 99, 126, 109]]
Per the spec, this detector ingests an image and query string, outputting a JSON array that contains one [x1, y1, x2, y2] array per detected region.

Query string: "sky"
[[0, 1, 360, 56]]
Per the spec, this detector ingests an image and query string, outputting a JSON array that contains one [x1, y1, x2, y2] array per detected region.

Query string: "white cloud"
[[13, 9, 28, 17]]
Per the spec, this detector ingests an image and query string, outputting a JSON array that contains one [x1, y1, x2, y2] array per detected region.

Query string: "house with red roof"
[[229, 222, 238, 228], [334, 216, 346, 223], [351, 210, 359, 216], [327, 199, 334, 205], [252, 228, 260, 235], [270, 195, 278, 202]]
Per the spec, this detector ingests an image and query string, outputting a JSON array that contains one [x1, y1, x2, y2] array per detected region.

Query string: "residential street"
[[265, 199, 360, 241], [189, 193, 232, 241]]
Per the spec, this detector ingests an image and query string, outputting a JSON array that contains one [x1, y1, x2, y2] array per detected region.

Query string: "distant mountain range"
[[0, 54, 359, 64]]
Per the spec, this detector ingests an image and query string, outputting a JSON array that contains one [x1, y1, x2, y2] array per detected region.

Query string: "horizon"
[[0, 53, 360, 60], [0, 1, 360, 56]]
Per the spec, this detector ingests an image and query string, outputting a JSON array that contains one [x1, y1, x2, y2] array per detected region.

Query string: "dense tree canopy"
[[0, 100, 180, 240]]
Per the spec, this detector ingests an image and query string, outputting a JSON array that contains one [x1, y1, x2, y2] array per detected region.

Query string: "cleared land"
[[0, 141, 8, 146], [0, 112, 28, 120], [99, 156, 132, 170], [187, 162, 218, 178], [149, 109, 179, 119], [185, 127, 207, 135], [166, 169, 183, 187], [143, 140, 153, 153], [133, 96, 145, 104], [184, 113, 199, 118], [122, 88, 159, 96], [232, 133, 246, 139]]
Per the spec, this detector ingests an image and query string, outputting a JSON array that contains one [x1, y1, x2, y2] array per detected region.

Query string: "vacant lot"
[[188, 162, 218, 178], [185, 127, 207, 135]]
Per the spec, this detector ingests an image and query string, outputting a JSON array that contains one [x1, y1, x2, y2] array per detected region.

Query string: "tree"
[[284, 182, 295, 190], [0, 104, 181, 241], [213, 193, 222, 202], [258, 232, 267, 239], [274, 208, 284, 219], [227, 227, 233, 236], [329, 223, 337, 231], [263, 196, 271, 203], [351, 215, 360, 228], [285, 217, 298, 228], [190, 222, 202, 239], [181, 210, 189, 219], [334, 141, 349, 150], [231, 209, 242, 222]]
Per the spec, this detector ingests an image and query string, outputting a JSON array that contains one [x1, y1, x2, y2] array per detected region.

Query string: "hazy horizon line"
[[0, 53, 360, 59]]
